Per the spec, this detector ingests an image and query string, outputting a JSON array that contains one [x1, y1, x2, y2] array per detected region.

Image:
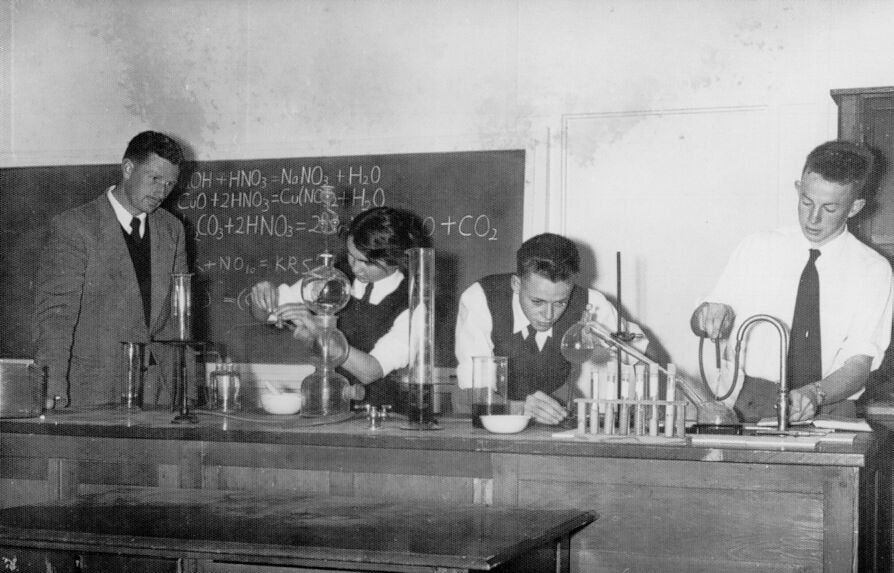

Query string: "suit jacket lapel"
[[149, 215, 168, 333], [97, 196, 147, 334]]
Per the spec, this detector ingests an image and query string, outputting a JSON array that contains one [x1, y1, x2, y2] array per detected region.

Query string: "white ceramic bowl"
[[480, 414, 531, 434], [260, 391, 302, 415]]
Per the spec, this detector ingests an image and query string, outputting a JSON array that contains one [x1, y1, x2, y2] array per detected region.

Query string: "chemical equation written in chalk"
[[197, 255, 316, 276]]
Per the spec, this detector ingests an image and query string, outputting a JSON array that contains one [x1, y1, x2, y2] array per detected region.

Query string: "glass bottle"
[[298, 253, 360, 416]]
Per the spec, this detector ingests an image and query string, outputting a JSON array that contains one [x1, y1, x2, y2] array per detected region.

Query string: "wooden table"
[[0, 408, 884, 572], [0, 487, 594, 572]]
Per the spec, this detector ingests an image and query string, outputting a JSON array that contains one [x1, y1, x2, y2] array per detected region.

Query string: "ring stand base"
[[400, 420, 441, 431], [171, 411, 199, 424]]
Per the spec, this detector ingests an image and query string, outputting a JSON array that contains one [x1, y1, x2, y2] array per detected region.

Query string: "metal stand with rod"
[[155, 339, 205, 424], [163, 273, 202, 424], [612, 252, 642, 400]]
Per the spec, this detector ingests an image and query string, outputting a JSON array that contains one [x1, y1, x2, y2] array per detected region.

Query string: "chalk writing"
[[0, 150, 524, 364]]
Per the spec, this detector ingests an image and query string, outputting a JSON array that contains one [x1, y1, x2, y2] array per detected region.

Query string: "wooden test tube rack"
[[574, 397, 688, 441]]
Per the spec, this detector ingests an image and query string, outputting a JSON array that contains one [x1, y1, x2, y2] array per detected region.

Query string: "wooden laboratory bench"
[[0, 407, 886, 572]]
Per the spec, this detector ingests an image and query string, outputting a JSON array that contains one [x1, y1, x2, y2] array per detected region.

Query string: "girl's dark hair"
[[343, 207, 431, 270]]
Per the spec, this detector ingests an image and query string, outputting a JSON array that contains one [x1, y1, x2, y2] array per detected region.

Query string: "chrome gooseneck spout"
[[730, 314, 789, 432]]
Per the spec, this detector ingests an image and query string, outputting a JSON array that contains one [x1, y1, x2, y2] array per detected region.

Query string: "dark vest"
[[479, 273, 588, 400], [121, 221, 152, 327], [337, 276, 409, 387]]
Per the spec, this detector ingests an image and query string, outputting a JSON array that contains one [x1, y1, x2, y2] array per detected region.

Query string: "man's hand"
[[273, 303, 317, 341], [788, 385, 820, 423], [690, 302, 736, 340], [44, 393, 68, 411], [524, 391, 568, 425]]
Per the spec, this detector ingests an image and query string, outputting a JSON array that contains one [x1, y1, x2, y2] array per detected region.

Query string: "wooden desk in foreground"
[[0, 408, 886, 572], [0, 487, 594, 572]]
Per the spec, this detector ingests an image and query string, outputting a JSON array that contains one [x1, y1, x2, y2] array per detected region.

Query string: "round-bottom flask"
[[560, 305, 611, 365]]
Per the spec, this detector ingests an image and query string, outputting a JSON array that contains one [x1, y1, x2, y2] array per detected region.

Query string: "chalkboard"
[[0, 151, 525, 366]]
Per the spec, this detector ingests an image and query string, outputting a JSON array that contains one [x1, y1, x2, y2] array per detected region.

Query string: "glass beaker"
[[208, 358, 241, 413], [471, 355, 508, 428], [120, 341, 146, 409]]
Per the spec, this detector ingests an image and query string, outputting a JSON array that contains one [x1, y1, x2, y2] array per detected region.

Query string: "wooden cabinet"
[[0, 411, 885, 572], [832, 86, 894, 399], [833, 86, 894, 256]]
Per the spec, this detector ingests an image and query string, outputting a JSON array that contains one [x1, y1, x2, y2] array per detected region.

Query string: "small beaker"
[[471, 356, 508, 428], [209, 359, 241, 413], [120, 342, 145, 409], [171, 273, 193, 341]]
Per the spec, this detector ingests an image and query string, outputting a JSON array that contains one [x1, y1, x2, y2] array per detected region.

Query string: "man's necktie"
[[360, 281, 373, 304], [787, 249, 822, 389], [526, 324, 540, 353], [130, 216, 142, 242]]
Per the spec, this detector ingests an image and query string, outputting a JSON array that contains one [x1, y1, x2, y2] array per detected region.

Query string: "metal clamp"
[[360, 404, 391, 430]]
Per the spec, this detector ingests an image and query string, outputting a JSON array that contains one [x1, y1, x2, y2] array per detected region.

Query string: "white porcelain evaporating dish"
[[480, 414, 531, 434], [260, 391, 302, 415]]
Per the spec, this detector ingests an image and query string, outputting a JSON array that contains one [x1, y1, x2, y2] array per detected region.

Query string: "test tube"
[[619, 366, 630, 435], [649, 367, 660, 436], [665, 364, 676, 437], [590, 368, 600, 435], [633, 364, 645, 435]]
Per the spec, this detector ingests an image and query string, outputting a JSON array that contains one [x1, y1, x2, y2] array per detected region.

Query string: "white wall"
[[2, 0, 893, 378]]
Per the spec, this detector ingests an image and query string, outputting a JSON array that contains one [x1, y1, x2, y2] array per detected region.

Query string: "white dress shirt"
[[704, 226, 893, 403], [276, 271, 410, 377], [107, 187, 146, 238]]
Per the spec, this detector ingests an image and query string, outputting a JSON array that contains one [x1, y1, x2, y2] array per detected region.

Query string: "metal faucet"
[[733, 314, 789, 432]]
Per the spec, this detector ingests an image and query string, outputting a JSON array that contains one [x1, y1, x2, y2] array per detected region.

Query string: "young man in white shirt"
[[691, 141, 893, 422]]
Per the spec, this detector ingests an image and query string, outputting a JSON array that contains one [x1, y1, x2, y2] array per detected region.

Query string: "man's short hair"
[[802, 140, 874, 198], [123, 131, 184, 167], [516, 233, 580, 282]]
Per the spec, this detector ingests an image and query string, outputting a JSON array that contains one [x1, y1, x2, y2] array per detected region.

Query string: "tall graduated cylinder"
[[170, 273, 193, 341], [406, 248, 436, 426], [120, 341, 146, 409]]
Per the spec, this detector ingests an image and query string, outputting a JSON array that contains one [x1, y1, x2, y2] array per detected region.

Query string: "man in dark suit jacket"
[[33, 131, 189, 408]]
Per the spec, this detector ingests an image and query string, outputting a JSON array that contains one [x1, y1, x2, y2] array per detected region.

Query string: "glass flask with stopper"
[[298, 253, 362, 416]]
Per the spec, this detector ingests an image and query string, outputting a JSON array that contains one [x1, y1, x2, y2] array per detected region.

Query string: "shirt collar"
[[107, 186, 146, 234], [353, 270, 404, 305], [796, 224, 850, 261]]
